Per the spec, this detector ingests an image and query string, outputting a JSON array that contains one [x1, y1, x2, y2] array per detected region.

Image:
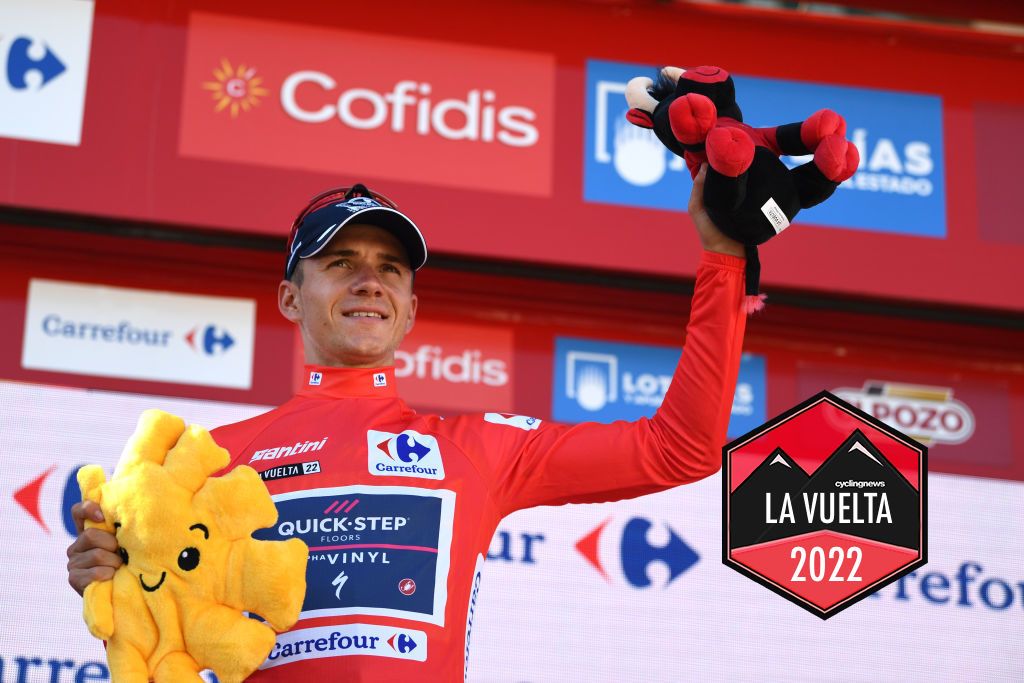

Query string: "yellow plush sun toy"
[[77, 409, 308, 683]]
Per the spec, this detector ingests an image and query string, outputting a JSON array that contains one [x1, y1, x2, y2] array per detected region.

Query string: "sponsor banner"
[[796, 361, 1012, 473], [471, 471, 1024, 681], [256, 485, 455, 626], [552, 336, 765, 437], [584, 59, 946, 238], [395, 320, 513, 413], [179, 12, 554, 196], [0, 0, 94, 146], [2, 381, 268, 683], [5, 378, 1023, 681], [21, 279, 256, 389], [261, 624, 427, 668]]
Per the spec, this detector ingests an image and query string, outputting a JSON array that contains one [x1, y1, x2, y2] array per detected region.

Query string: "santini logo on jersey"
[[249, 437, 328, 462], [367, 430, 445, 480]]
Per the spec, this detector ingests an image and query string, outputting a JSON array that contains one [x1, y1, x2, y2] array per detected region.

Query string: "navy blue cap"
[[285, 184, 427, 280]]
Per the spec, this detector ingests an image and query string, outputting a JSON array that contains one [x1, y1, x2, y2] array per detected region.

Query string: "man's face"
[[278, 224, 418, 368]]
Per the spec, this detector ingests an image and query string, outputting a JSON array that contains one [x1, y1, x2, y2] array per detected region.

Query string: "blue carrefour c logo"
[[395, 435, 430, 463], [186, 324, 235, 356], [7, 37, 66, 90], [620, 518, 699, 589], [389, 633, 417, 654], [576, 516, 699, 589], [583, 58, 946, 238]]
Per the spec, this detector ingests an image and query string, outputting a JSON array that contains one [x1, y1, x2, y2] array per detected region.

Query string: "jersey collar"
[[297, 365, 398, 399]]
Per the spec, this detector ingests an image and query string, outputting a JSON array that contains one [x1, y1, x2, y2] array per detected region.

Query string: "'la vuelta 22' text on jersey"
[[212, 251, 748, 680]]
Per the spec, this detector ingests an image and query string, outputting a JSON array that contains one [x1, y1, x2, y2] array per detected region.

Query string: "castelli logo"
[[394, 345, 509, 387], [281, 75, 539, 148]]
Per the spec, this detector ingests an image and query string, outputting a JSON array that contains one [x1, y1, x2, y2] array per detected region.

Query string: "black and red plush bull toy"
[[625, 66, 859, 312]]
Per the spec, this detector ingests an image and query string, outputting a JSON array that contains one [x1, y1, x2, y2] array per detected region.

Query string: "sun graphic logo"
[[202, 58, 269, 118]]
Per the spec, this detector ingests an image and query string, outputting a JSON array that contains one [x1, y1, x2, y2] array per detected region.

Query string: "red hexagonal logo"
[[723, 391, 927, 619]]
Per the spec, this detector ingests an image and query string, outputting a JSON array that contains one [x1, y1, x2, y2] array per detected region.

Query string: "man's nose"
[[350, 264, 385, 295]]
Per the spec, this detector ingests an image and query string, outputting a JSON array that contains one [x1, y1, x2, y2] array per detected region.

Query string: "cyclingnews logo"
[[584, 59, 946, 237], [180, 12, 555, 195], [553, 336, 765, 438], [367, 430, 446, 480], [723, 391, 927, 619]]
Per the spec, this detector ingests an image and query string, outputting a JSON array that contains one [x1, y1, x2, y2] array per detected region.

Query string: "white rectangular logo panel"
[[260, 624, 427, 668], [22, 279, 256, 389], [367, 430, 446, 480], [0, 0, 95, 146]]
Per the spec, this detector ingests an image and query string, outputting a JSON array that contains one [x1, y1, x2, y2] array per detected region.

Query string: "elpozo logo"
[[583, 59, 945, 237], [367, 430, 445, 480], [833, 381, 974, 446], [180, 13, 554, 196]]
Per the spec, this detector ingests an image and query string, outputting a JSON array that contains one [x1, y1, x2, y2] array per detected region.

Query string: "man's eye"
[[382, 264, 400, 273], [332, 259, 351, 268]]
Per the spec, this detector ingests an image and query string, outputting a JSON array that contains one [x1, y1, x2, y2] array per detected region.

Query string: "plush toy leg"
[[705, 126, 755, 178], [668, 93, 718, 145], [152, 651, 204, 683], [187, 605, 278, 683], [106, 640, 150, 683], [800, 109, 847, 150], [813, 133, 859, 182], [227, 537, 308, 632]]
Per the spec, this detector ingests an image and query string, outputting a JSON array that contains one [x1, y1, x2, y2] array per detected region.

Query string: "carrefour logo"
[[6, 36, 66, 90], [0, 0, 94, 146], [367, 430, 445, 480], [583, 59, 945, 238], [575, 516, 699, 589], [553, 336, 765, 437]]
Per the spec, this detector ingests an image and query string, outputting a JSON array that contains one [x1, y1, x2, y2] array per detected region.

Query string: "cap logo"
[[338, 196, 381, 212]]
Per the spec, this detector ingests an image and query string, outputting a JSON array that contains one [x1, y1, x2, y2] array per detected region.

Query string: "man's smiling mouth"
[[140, 571, 167, 592]]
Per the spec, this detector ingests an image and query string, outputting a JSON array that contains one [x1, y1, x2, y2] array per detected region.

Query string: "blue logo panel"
[[584, 59, 946, 237], [255, 486, 455, 625], [552, 336, 766, 438]]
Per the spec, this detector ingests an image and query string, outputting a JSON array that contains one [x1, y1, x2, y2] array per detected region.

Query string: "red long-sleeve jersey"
[[211, 251, 747, 681]]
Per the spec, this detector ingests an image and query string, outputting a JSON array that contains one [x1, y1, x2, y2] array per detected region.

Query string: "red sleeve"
[[447, 251, 747, 515]]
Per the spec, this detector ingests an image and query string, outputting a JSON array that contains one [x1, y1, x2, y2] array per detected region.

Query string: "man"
[[67, 170, 747, 680]]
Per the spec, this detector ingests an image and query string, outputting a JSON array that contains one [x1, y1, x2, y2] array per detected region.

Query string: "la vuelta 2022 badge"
[[723, 391, 927, 619]]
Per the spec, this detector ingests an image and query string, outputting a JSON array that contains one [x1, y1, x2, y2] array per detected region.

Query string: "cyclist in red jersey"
[[68, 167, 747, 681]]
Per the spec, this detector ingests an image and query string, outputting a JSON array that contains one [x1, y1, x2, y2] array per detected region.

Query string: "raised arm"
[[455, 168, 748, 514]]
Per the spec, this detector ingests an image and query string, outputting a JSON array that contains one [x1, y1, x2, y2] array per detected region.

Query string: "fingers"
[[68, 564, 117, 596], [66, 531, 122, 596], [688, 164, 708, 215], [71, 500, 105, 535]]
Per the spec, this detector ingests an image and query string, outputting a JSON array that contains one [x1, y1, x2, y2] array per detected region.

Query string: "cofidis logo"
[[180, 13, 554, 196], [552, 336, 765, 437], [584, 59, 945, 238]]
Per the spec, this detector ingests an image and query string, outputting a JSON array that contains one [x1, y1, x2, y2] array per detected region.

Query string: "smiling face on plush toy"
[[78, 410, 309, 682]]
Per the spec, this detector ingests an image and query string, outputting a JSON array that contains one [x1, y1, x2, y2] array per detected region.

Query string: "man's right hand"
[[66, 500, 122, 596]]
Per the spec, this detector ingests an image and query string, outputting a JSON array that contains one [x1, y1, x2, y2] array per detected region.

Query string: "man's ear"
[[405, 293, 418, 335], [278, 279, 302, 323]]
